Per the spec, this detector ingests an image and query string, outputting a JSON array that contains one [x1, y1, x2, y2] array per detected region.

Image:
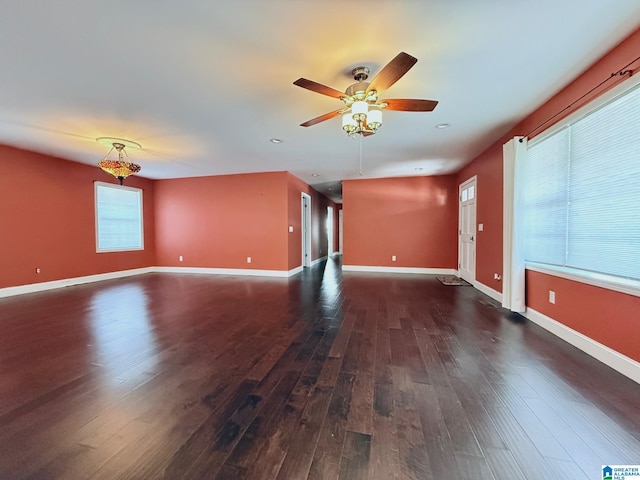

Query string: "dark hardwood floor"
[[1, 257, 639, 479]]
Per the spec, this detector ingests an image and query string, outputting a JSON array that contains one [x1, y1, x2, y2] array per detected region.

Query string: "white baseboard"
[[342, 265, 457, 275], [153, 266, 294, 278], [525, 308, 640, 384], [288, 266, 303, 276], [0, 267, 154, 299], [474, 281, 503, 303], [0, 264, 309, 298]]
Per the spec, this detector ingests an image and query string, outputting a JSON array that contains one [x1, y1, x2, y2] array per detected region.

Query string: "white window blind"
[[523, 81, 640, 282], [95, 182, 143, 252], [523, 128, 569, 267]]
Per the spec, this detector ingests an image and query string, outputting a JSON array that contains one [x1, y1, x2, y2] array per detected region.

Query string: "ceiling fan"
[[294, 52, 438, 137]]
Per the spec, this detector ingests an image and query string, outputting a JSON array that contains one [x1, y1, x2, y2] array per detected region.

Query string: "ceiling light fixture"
[[435, 123, 450, 129], [341, 67, 384, 138], [96, 137, 142, 185], [270, 138, 283, 143], [295, 53, 438, 139]]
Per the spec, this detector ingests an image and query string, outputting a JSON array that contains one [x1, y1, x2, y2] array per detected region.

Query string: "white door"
[[458, 177, 477, 283], [301, 193, 311, 267]]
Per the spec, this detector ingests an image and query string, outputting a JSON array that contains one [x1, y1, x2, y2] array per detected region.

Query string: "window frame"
[[523, 72, 640, 297], [94, 181, 144, 253]]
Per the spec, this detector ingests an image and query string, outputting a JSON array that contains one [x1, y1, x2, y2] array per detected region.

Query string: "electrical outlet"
[[549, 290, 556, 304], [179, 255, 183, 262], [36, 267, 41, 274], [391, 255, 397, 262], [247, 256, 252, 264]]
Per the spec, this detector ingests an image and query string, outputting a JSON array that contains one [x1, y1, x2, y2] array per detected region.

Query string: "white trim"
[[0, 262, 330, 298], [288, 266, 303, 276], [0, 267, 153, 298], [526, 263, 640, 298], [342, 265, 457, 275], [301, 192, 312, 268], [153, 266, 294, 278], [94, 181, 144, 253], [311, 256, 327, 267], [474, 281, 503, 303], [338, 209, 343, 254], [525, 308, 640, 385]]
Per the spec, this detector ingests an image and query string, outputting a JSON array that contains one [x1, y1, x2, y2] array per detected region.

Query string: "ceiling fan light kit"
[[294, 52, 438, 138]]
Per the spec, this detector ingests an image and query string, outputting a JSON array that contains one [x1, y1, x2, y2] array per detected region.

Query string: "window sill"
[[525, 263, 640, 299], [97, 247, 144, 253]]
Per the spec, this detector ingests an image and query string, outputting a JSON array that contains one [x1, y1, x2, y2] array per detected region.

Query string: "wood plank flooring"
[[1, 257, 639, 479]]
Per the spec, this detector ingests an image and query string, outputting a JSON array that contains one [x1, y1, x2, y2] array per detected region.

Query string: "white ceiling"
[[1, 1, 639, 201]]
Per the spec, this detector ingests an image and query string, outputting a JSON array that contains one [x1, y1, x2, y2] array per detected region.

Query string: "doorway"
[[327, 206, 334, 256], [458, 176, 477, 283], [301, 193, 311, 268]]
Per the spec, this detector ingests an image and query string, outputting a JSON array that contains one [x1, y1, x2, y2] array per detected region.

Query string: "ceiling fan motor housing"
[[345, 81, 370, 98], [351, 66, 370, 81]]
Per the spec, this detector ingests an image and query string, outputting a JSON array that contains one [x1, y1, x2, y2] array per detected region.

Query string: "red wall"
[[342, 175, 458, 268], [526, 271, 640, 363], [459, 27, 640, 292], [459, 27, 640, 360], [154, 171, 336, 272], [0, 145, 156, 289], [154, 172, 289, 271], [1, 154, 336, 286]]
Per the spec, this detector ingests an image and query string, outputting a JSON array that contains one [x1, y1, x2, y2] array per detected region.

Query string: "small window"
[[468, 185, 475, 200], [461, 189, 468, 202], [95, 182, 143, 252]]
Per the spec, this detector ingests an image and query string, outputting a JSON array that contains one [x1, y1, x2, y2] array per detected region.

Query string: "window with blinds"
[[523, 80, 640, 282], [95, 182, 144, 252]]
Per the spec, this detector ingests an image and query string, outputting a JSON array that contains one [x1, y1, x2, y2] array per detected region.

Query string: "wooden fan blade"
[[300, 109, 342, 127], [294, 78, 346, 99], [383, 99, 438, 112], [366, 52, 418, 95], [361, 131, 375, 137]]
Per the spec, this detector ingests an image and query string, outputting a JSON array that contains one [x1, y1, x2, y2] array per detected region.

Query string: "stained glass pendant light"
[[97, 137, 142, 185]]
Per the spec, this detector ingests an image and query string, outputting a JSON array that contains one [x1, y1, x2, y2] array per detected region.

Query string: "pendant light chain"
[[359, 134, 363, 176]]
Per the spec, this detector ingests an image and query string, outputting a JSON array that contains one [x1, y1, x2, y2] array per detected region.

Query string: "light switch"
[[478, 223, 484, 231], [289, 226, 294, 232]]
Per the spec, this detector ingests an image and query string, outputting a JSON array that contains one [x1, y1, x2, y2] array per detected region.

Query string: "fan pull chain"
[[359, 135, 363, 176]]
